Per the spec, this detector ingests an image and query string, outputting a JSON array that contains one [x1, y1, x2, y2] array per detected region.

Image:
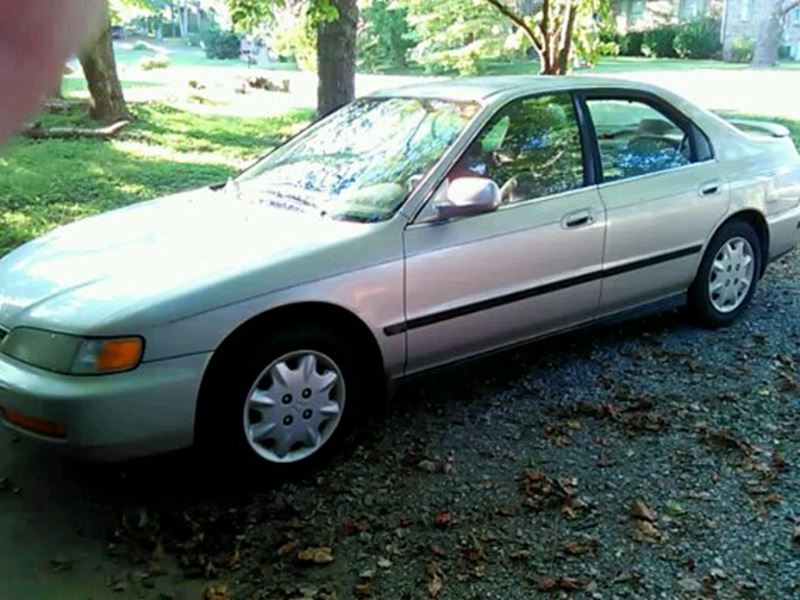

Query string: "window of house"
[[450, 94, 585, 205], [585, 97, 698, 182], [630, 0, 646, 24], [740, 0, 753, 21]]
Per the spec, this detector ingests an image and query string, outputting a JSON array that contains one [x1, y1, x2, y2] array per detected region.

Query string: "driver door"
[[400, 93, 607, 374]]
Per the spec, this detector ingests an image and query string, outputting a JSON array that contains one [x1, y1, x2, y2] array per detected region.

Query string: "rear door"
[[579, 91, 729, 315], [398, 93, 606, 373]]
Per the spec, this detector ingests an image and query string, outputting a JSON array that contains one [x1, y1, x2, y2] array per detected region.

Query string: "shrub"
[[778, 44, 793, 60], [729, 37, 754, 63], [674, 17, 721, 59], [186, 32, 203, 48], [642, 25, 679, 58], [598, 29, 621, 57], [139, 55, 170, 70], [203, 29, 241, 60], [619, 31, 644, 56], [132, 40, 150, 51]]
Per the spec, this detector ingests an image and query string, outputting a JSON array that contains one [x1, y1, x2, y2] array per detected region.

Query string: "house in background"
[[611, 0, 800, 60], [612, 0, 721, 30], [721, 0, 800, 60]]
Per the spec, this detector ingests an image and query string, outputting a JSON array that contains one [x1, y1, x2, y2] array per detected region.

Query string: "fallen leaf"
[[709, 568, 727, 580], [417, 459, 437, 473], [427, 562, 444, 598], [297, 546, 334, 565], [342, 520, 370, 535], [537, 575, 582, 591], [434, 511, 452, 527], [636, 520, 661, 541], [354, 582, 377, 598], [630, 500, 656, 522], [563, 537, 598, 556], [664, 500, 686, 517], [204, 584, 229, 600], [276, 540, 299, 557]]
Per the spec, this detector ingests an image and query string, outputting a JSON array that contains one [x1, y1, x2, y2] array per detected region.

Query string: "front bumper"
[[0, 351, 212, 461]]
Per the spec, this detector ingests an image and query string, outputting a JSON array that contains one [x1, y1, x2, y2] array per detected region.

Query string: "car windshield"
[[236, 97, 479, 222]]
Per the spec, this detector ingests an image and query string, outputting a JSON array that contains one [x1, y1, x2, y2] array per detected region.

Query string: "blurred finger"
[[0, 0, 104, 144]]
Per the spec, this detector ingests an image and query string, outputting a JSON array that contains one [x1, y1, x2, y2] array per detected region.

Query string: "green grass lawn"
[[0, 103, 312, 256], [0, 102, 797, 259]]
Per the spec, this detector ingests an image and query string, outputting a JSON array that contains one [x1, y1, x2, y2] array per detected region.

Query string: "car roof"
[[369, 75, 648, 103]]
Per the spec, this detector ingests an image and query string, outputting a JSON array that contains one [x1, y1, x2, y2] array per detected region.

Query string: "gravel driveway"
[[2, 251, 799, 599]]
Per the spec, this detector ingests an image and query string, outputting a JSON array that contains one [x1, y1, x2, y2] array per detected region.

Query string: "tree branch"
[[782, 0, 800, 15], [21, 120, 130, 140], [482, 0, 542, 51]]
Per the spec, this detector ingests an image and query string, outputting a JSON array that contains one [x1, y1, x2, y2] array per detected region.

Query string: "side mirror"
[[435, 177, 501, 220]]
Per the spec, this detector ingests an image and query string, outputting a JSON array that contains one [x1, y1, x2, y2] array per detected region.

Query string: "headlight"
[[0, 328, 143, 375]]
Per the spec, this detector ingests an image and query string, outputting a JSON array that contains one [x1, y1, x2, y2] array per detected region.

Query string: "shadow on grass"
[[0, 140, 233, 256], [0, 102, 314, 256]]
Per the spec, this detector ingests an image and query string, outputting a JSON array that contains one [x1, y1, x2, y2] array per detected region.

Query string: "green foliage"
[[729, 37, 754, 63], [673, 17, 721, 59], [597, 27, 621, 57], [139, 55, 170, 69], [0, 103, 312, 256], [203, 28, 243, 59], [618, 30, 644, 56], [642, 24, 679, 58], [132, 40, 151, 51], [358, 0, 415, 70], [779, 44, 793, 60], [397, 0, 522, 75], [225, 0, 337, 73], [270, 12, 317, 70]]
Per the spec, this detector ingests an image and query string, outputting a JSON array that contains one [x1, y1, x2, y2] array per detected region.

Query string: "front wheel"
[[197, 323, 365, 472], [687, 220, 762, 328]]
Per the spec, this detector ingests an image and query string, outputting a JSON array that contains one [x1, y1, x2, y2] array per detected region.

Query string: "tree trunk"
[[316, 0, 358, 118], [79, 22, 132, 122], [47, 73, 64, 100], [752, 1, 784, 67], [179, 0, 190, 38]]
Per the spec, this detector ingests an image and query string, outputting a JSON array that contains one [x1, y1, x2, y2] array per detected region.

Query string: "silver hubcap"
[[708, 236, 754, 314], [243, 350, 345, 464]]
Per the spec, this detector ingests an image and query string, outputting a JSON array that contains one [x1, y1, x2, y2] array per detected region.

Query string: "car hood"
[[0, 187, 377, 333]]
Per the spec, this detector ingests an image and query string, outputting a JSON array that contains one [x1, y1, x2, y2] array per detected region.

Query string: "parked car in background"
[[111, 25, 126, 40], [1, 76, 799, 469]]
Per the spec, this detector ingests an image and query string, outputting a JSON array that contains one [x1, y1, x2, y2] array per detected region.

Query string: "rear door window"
[[585, 97, 704, 182]]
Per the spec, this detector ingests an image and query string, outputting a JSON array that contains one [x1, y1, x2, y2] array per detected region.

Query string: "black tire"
[[687, 219, 762, 328], [195, 321, 366, 474]]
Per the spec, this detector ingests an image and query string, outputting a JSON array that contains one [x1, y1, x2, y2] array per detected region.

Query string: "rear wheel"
[[196, 322, 366, 472], [687, 220, 762, 328]]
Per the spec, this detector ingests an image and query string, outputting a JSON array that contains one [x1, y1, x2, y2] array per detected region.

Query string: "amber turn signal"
[[95, 338, 144, 372]]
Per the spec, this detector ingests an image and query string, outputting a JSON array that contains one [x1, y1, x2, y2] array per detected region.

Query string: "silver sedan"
[[1, 76, 799, 468]]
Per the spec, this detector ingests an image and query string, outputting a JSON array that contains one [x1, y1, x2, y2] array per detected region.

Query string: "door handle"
[[699, 180, 721, 196], [562, 209, 594, 229]]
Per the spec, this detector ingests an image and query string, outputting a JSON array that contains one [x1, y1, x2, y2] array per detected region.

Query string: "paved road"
[[113, 64, 800, 120], [0, 429, 202, 599]]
